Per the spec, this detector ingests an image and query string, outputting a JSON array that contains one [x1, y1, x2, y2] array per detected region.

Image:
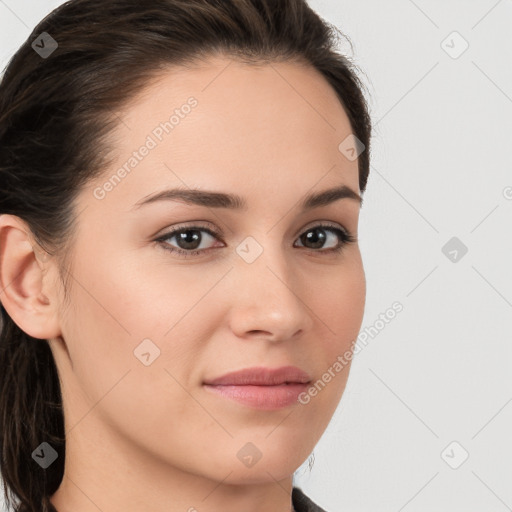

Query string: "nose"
[[227, 244, 315, 343]]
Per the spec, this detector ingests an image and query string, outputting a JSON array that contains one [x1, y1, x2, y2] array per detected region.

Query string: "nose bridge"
[[229, 234, 313, 340]]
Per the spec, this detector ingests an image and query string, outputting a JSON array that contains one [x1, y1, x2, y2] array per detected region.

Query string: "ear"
[[0, 214, 62, 340]]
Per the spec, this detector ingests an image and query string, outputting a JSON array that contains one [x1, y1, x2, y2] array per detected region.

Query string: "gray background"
[[1, 1, 511, 511]]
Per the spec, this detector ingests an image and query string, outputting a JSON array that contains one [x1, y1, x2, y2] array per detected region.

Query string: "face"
[[49, 55, 366, 486]]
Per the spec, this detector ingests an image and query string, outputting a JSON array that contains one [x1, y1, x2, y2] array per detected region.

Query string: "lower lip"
[[203, 383, 310, 410]]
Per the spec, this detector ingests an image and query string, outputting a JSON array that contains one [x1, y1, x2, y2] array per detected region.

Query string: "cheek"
[[61, 253, 218, 395], [300, 256, 365, 407], [309, 255, 366, 343], [58, 260, 207, 440]]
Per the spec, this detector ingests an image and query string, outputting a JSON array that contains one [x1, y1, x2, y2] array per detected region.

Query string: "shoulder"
[[292, 486, 329, 512]]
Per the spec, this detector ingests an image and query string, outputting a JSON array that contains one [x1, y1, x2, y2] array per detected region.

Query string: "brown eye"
[[154, 222, 356, 258], [294, 224, 356, 253], [170, 229, 206, 251], [154, 224, 222, 257]]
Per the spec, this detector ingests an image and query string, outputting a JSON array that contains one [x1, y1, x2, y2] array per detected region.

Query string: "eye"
[[154, 222, 357, 258], [293, 223, 357, 253], [154, 223, 222, 257]]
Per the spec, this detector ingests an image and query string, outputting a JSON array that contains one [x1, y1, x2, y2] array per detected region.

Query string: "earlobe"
[[0, 214, 62, 340]]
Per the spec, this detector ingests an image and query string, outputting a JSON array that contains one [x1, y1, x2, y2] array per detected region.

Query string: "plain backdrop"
[[1, 1, 511, 511]]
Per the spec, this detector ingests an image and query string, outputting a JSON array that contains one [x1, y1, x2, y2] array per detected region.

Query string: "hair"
[[0, 1, 372, 510]]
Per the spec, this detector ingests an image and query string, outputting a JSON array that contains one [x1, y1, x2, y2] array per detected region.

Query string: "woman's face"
[[49, 55, 366, 489]]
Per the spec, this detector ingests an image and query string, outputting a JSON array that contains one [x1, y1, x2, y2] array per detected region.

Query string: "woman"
[[0, 0, 372, 511]]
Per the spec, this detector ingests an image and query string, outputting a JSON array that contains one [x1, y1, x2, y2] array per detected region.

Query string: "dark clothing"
[[292, 486, 328, 512]]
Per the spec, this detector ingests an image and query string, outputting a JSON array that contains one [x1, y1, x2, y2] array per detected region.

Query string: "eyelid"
[[154, 220, 220, 239], [155, 219, 351, 239], [296, 219, 349, 236]]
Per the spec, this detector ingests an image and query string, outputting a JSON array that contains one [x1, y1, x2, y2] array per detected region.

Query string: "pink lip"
[[203, 365, 312, 386], [202, 366, 312, 410]]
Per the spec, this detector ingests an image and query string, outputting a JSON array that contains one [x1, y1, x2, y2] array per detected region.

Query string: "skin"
[[0, 54, 366, 512]]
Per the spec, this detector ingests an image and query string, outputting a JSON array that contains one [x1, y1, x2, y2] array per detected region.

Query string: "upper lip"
[[203, 365, 312, 386]]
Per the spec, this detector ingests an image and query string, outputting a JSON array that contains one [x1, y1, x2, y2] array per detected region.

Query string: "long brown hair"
[[0, 1, 372, 510]]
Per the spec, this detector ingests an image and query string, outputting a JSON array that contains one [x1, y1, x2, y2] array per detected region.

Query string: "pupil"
[[302, 228, 326, 249], [177, 230, 201, 250]]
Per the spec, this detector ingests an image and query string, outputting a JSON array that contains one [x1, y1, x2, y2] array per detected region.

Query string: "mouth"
[[203, 382, 310, 410], [202, 365, 312, 410]]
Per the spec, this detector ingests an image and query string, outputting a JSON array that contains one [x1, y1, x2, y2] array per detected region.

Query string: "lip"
[[203, 365, 312, 386], [202, 366, 312, 410]]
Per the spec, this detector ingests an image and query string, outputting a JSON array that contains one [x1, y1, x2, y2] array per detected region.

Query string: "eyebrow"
[[131, 184, 362, 211]]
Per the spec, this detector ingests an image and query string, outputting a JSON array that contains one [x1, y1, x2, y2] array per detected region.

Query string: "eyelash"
[[154, 222, 357, 259]]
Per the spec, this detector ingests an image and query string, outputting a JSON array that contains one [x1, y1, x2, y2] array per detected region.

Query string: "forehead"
[[85, 55, 360, 213], [120, 54, 350, 126]]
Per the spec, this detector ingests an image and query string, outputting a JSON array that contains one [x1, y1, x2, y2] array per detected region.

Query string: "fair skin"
[[0, 55, 365, 512]]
